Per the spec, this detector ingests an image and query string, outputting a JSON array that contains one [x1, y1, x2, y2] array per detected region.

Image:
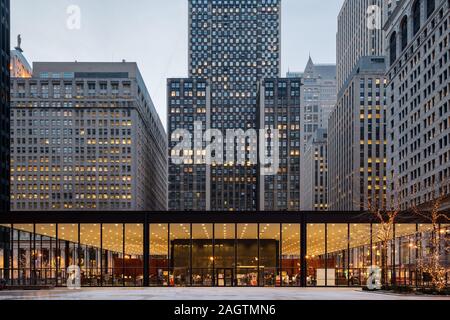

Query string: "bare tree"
[[411, 179, 450, 291], [360, 176, 402, 287]]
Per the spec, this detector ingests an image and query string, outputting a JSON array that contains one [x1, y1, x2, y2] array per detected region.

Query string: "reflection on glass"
[[326, 224, 348, 286], [150, 224, 168, 286], [237, 224, 258, 286], [259, 224, 280, 287], [12, 225, 33, 285], [124, 224, 143, 286], [80, 224, 100, 286], [282, 224, 300, 287], [192, 224, 213, 286], [349, 224, 371, 286], [102, 224, 123, 286], [395, 224, 417, 286], [35, 224, 56, 285], [214, 224, 236, 287], [170, 224, 190, 287], [307, 224, 325, 286], [372, 224, 394, 268], [0, 222, 443, 288], [57, 224, 78, 286]]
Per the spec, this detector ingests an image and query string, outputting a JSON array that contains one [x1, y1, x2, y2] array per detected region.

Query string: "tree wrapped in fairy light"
[[411, 179, 450, 292], [362, 177, 402, 288]]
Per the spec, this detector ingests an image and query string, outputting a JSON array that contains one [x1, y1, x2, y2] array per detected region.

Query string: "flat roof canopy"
[[0, 211, 439, 224]]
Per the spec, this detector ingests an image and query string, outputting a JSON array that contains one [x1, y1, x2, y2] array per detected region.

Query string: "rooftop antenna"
[[15, 34, 23, 52]]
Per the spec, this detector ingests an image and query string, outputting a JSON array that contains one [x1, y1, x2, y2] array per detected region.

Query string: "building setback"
[[385, 0, 450, 209], [10, 62, 167, 211], [169, 0, 285, 211], [0, 0, 10, 213], [337, 0, 384, 93], [288, 57, 337, 150], [259, 78, 302, 211], [300, 128, 328, 211], [328, 56, 388, 211]]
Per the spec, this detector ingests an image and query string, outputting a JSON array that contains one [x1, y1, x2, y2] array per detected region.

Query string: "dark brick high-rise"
[[168, 0, 281, 211]]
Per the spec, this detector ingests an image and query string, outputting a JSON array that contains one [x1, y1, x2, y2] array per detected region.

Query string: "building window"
[[426, 0, 435, 18], [400, 16, 408, 50], [390, 32, 397, 66], [412, 0, 421, 35]]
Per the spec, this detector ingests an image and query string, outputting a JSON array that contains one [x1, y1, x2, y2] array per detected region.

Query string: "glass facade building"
[[0, 0, 10, 213], [0, 212, 448, 287]]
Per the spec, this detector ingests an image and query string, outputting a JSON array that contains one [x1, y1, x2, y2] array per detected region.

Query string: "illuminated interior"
[[0, 222, 448, 287]]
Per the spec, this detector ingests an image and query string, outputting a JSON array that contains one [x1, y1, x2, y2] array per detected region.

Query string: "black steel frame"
[[0, 211, 443, 287]]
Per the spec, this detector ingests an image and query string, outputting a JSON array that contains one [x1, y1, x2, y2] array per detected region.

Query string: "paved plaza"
[[0, 287, 449, 300]]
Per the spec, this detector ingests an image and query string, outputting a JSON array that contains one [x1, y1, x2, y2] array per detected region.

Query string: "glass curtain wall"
[[281, 224, 300, 287], [236, 224, 258, 286], [149, 224, 169, 286], [214, 224, 236, 287], [192, 224, 213, 286], [259, 224, 280, 287], [307, 224, 325, 286], [349, 224, 371, 286], [170, 224, 190, 287], [124, 224, 143, 286], [0, 222, 446, 287], [326, 224, 348, 286]]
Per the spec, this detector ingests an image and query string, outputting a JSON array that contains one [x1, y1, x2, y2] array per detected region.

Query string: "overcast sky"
[[11, 0, 345, 129]]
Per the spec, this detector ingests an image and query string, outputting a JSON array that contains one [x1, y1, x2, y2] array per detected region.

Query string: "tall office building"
[[169, 0, 282, 211], [383, 0, 401, 21], [300, 128, 328, 211], [385, 0, 450, 210], [259, 77, 302, 211], [288, 57, 337, 149], [337, 0, 384, 92], [328, 56, 387, 211], [168, 78, 209, 211], [0, 0, 10, 213], [10, 62, 167, 211], [286, 58, 335, 211]]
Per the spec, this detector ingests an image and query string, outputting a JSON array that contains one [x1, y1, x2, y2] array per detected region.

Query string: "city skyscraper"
[[0, 0, 10, 213], [260, 77, 302, 211], [300, 128, 328, 211], [168, 78, 209, 211], [328, 56, 387, 211], [285, 57, 336, 212], [10, 62, 167, 211], [385, 0, 450, 210], [169, 0, 282, 211], [383, 0, 401, 21], [336, 0, 384, 93], [288, 57, 337, 149]]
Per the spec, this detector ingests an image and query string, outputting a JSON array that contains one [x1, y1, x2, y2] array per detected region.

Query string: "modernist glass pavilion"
[[0, 212, 448, 287]]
